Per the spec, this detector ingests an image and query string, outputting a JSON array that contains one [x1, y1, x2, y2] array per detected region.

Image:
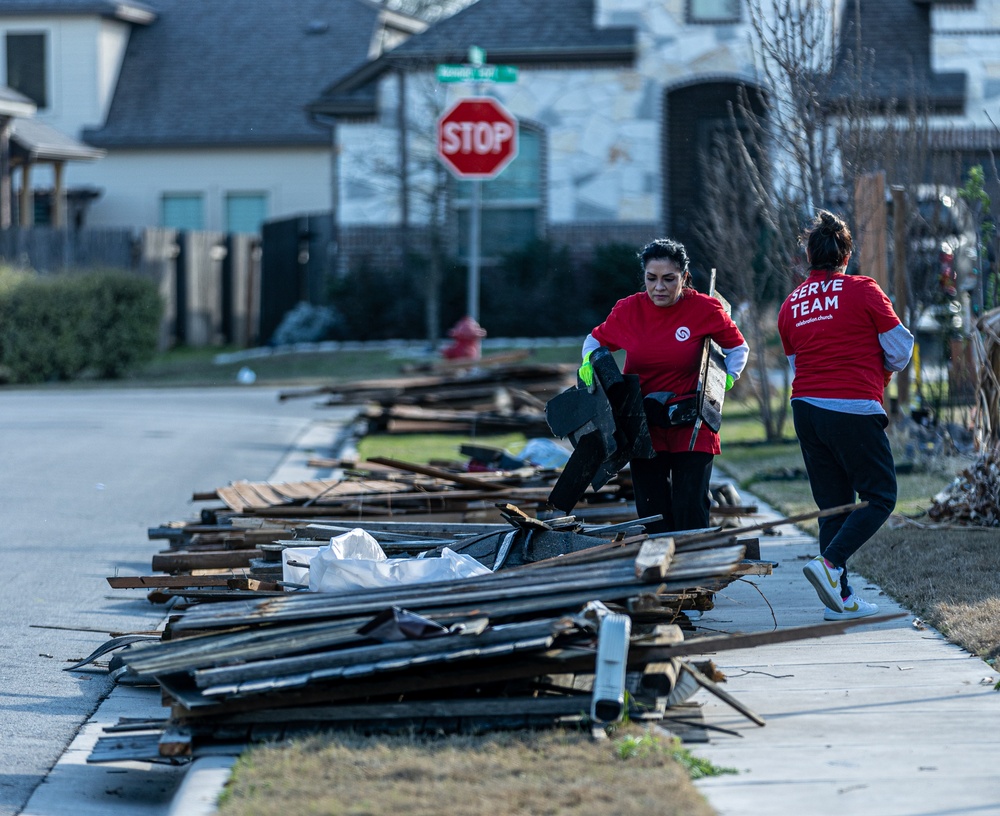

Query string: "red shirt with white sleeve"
[[778, 271, 901, 403], [591, 289, 745, 454]]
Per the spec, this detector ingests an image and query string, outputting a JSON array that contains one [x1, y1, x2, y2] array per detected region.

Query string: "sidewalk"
[[692, 493, 1000, 815]]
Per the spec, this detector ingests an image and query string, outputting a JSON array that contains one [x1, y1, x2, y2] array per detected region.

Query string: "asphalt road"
[[0, 386, 351, 816]]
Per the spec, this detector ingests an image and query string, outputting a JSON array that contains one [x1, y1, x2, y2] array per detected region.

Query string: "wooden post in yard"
[[891, 185, 910, 418], [854, 171, 888, 291]]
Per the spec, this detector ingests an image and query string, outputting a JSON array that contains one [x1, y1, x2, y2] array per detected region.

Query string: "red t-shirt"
[[777, 271, 901, 403], [591, 289, 745, 454]]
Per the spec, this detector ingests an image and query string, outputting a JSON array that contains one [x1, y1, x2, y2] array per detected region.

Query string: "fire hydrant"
[[441, 315, 486, 360]]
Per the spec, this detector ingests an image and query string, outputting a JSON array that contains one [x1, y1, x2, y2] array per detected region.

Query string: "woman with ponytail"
[[778, 210, 914, 620]]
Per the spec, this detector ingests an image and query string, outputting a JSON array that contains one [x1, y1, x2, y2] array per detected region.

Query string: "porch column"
[[18, 161, 33, 227], [52, 161, 65, 227], [0, 118, 10, 229]]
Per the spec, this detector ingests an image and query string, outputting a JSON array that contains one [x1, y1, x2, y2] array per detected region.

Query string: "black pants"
[[792, 400, 896, 591], [630, 451, 714, 534]]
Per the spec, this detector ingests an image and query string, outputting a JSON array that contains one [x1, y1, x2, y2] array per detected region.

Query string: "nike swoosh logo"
[[844, 603, 859, 612], [823, 568, 838, 589]]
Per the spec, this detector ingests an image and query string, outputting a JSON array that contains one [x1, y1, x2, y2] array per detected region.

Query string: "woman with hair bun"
[[778, 210, 914, 620]]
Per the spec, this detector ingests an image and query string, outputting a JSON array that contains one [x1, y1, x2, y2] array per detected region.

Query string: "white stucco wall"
[[66, 147, 332, 231], [0, 14, 127, 135]]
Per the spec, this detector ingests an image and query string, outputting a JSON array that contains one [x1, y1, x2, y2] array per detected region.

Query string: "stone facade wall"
[[337, 0, 766, 232], [336, 0, 999, 244]]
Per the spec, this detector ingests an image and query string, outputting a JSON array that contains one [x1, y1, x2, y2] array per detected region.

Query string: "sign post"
[[435, 96, 518, 322], [435, 47, 518, 324]]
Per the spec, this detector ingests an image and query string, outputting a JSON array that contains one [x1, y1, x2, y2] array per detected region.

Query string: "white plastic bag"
[[282, 546, 320, 586], [282, 529, 383, 587], [308, 528, 491, 593]]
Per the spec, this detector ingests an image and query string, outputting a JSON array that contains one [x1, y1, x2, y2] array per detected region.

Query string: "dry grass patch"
[[216, 727, 722, 816], [850, 526, 1000, 662]]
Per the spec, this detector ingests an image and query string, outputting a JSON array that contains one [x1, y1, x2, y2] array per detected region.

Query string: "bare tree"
[[697, 0, 974, 438], [361, 68, 455, 343], [697, 96, 793, 442], [695, 0, 847, 442]]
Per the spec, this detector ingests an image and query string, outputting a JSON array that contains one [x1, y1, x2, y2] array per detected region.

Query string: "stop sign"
[[437, 97, 518, 179]]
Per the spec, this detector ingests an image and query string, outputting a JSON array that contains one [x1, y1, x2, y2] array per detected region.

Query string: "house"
[[0, 0, 426, 234], [0, 83, 36, 227], [309, 0, 1000, 279]]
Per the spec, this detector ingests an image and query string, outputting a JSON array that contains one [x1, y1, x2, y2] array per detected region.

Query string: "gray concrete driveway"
[[0, 386, 352, 816]]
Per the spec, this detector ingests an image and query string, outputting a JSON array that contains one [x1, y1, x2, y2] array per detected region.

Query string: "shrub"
[[481, 239, 578, 336], [0, 269, 162, 383], [328, 254, 418, 340], [582, 242, 643, 326], [80, 271, 163, 378]]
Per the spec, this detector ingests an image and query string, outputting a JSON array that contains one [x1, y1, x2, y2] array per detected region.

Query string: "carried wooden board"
[[689, 273, 732, 450]]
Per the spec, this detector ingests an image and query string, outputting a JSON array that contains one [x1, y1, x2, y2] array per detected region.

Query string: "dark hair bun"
[[801, 209, 853, 270], [818, 210, 843, 236]]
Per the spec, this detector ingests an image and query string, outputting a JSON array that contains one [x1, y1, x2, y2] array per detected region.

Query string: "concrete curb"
[[166, 756, 238, 816]]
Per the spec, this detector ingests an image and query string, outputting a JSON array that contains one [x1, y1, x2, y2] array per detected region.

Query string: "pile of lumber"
[[88, 502, 888, 764], [119, 500, 766, 600], [92, 521, 757, 762], [279, 358, 575, 436], [926, 444, 1000, 527], [182, 452, 755, 526]]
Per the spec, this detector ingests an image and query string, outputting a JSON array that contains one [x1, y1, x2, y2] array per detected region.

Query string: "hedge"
[[0, 269, 163, 383], [327, 240, 644, 341]]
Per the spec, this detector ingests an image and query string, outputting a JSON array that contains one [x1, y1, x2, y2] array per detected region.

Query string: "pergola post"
[[18, 161, 33, 227], [0, 118, 10, 229], [52, 161, 65, 227]]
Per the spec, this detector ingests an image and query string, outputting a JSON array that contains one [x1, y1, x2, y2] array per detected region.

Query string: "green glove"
[[725, 373, 735, 391], [578, 351, 595, 389]]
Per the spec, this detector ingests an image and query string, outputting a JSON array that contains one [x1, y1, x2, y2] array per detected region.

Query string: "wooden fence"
[[0, 226, 261, 349]]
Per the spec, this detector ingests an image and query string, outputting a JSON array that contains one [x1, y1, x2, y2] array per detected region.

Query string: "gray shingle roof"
[[826, 0, 965, 112], [310, 0, 635, 116], [0, 0, 155, 23], [388, 0, 635, 61], [83, 0, 391, 148]]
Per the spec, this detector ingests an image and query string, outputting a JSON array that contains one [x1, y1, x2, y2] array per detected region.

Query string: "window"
[[6, 32, 47, 108], [688, 0, 740, 24], [225, 192, 268, 234], [453, 127, 542, 259], [161, 194, 204, 230]]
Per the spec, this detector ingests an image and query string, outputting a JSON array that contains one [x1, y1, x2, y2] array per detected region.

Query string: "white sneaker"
[[803, 555, 844, 612], [824, 593, 879, 621]]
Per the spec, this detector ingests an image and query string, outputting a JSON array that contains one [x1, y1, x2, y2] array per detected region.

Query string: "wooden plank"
[[679, 660, 765, 727], [366, 456, 509, 491], [151, 550, 262, 574], [242, 482, 294, 507], [215, 486, 250, 513], [634, 537, 675, 581], [192, 695, 589, 726], [227, 481, 274, 511], [88, 733, 177, 765], [107, 574, 246, 588], [158, 726, 193, 757]]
